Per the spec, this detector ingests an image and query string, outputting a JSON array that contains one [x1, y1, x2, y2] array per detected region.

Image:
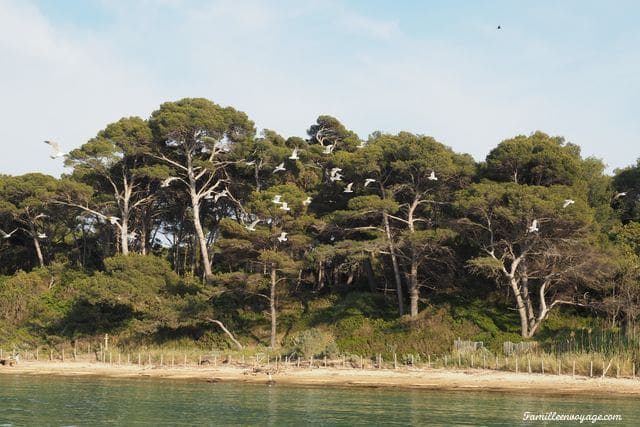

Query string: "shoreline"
[[3, 361, 640, 397]]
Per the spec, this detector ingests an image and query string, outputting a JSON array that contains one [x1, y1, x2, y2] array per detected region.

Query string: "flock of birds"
[[6, 139, 628, 247]]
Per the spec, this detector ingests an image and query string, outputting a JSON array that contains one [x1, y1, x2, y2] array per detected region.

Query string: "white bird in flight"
[[562, 199, 575, 208], [279, 202, 291, 211], [0, 228, 18, 239], [273, 162, 286, 173], [303, 197, 312, 206], [428, 171, 438, 181], [44, 141, 66, 159], [161, 177, 179, 188], [289, 147, 299, 160], [329, 168, 343, 182], [277, 232, 288, 242], [37, 232, 47, 239], [364, 178, 376, 187], [272, 195, 282, 205], [344, 182, 354, 193], [614, 192, 627, 200], [527, 219, 539, 233], [245, 219, 261, 231]]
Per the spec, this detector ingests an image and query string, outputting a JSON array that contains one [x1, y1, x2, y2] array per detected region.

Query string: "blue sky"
[[1, 0, 638, 176]]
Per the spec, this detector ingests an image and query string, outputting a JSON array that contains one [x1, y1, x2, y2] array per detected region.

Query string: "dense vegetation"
[[2, 97, 640, 357]]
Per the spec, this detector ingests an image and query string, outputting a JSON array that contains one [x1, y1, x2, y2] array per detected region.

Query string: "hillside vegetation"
[[2, 98, 640, 358]]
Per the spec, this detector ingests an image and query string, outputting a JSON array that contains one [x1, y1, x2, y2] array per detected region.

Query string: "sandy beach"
[[2, 360, 640, 397]]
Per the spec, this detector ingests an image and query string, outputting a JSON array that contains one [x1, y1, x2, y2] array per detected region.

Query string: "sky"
[[1, 0, 638, 177]]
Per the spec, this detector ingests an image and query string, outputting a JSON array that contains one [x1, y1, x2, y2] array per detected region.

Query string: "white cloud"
[[0, 0, 161, 177], [1, 0, 637, 178]]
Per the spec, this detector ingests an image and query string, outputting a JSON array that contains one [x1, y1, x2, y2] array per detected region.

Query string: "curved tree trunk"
[[508, 275, 531, 338], [191, 200, 212, 279]]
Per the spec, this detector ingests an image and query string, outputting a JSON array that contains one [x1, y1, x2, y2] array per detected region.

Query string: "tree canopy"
[[1, 97, 638, 351]]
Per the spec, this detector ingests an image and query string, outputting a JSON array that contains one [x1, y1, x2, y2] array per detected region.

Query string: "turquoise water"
[[0, 374, 637, 426]]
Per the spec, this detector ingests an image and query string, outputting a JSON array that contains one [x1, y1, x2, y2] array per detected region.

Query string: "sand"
[[3, 360, 640, 396]]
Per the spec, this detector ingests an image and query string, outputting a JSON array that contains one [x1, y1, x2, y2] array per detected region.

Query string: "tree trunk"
[[140, 225, 147, 256], [120, 214, 129, 256], [191, 200, 212, 279], [509, 276, 531, 338], [364, 255, 377, 293], [407, 198, 420, 317], [383, 212, 404, 316], [33, 236, 45, 268], [207, 318, 243, 350], [408, 255, 419, 317], [317, 260, 325, 291], [270, 265, 277, 349]]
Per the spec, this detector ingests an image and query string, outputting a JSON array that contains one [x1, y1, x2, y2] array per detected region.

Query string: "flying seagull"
[[37, 232, 47, 239], [428, 171, 438, 181], [614, 192, 627, 200], [562, 199, 575, 208], [0, 228, 18, 239], [289, 147, 299, 160], [303, 196, 312, 206], [329, 168, 343, 182], [344, 182, 354, 193], [279, 202, 291, 211], [273, 162, 286, 173], [161, 177, 179, 188], [364, 178, 376, 187], [245, 219, 261, 231], [272, 195, 283, 205], [44, 140, 65, 159], [277, 232, 288, 242], [527, 219, 539, 233]]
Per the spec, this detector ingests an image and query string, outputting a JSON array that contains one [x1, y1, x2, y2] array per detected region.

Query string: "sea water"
[[0, 374, 637, 426]]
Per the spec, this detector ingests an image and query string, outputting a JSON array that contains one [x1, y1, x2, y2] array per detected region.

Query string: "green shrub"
[[285, 328, 339, 358]]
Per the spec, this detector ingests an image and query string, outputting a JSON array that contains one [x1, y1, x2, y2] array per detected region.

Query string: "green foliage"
[[1, 97, 638, 357], [284, 328, 338, 358]]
